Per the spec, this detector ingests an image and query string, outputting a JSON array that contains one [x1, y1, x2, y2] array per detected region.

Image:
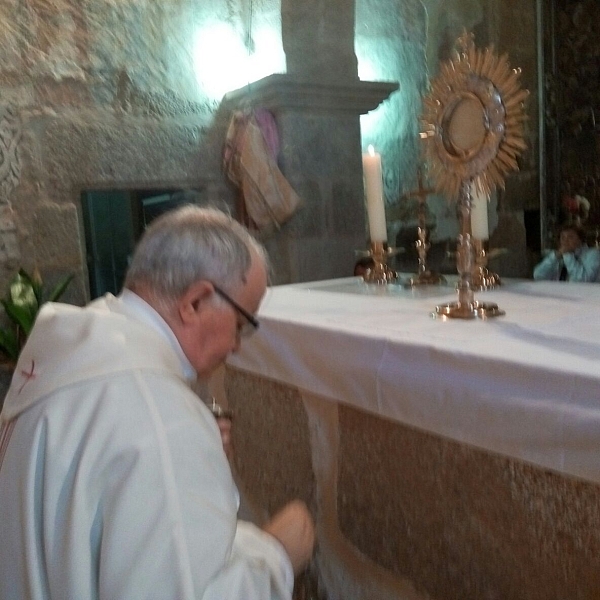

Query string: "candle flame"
[[368, 144, 375, 156]]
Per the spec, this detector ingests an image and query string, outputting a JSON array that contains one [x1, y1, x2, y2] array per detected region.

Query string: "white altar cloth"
[[229, 277, 600, 484]]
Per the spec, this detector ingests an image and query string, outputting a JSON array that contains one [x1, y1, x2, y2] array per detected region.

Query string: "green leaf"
[[0, 269, 73, 363], [47, 274, 74, 303], [1, 299, 36, 335], [0, 327, 19, 362], [20, 268, 44, 307], [9, 273, 39, 318]]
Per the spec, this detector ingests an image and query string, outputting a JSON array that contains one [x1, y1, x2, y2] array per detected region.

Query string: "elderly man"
[[533, 223, 600, 282], [0, 206, 314, 600]]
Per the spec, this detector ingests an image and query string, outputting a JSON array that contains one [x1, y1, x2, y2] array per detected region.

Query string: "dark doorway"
[[81, 188, 204, 299]]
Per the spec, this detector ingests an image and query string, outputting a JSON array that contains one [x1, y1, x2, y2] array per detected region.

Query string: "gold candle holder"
[[404, 169, 445, 287], [472, 239, 502, 290], [434, 181, 504, 319], [362, 241, 399, 284], [407, 224, 446, 287]]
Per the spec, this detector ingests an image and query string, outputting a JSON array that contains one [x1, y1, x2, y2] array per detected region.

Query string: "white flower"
[[575, 195, 591, 211]]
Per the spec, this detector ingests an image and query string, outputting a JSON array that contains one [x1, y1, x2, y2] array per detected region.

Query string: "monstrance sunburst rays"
[[420, 31, 529, 200]]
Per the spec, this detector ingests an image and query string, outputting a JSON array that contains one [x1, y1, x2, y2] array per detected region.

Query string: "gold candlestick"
[[471, 239, 502, 290], [407, 223, 446, 287], [362, 241, 399, 284], [434, 181, 504, 319], [404, 169, 445, 287]]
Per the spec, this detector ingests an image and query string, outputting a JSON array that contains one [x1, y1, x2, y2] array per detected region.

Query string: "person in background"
[[0, 206, 314, 600], [533, 223, 600, 282]]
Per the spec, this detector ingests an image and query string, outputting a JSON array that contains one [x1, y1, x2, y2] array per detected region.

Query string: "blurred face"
[[559, 229, 582, 253], [176, 255, 267, 379]]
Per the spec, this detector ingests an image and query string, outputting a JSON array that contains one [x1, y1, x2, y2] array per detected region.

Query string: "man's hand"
[[262, 500, 316, 575], [207, 399, 234, 459], [558, 228, 582, 255], [216, 416, 233, 460]]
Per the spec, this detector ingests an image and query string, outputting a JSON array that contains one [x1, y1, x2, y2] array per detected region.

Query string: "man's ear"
[[178, 281, 214, 324]]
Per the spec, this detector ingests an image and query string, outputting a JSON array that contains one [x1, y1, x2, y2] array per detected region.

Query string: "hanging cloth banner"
[[223, 109, 303, 232]]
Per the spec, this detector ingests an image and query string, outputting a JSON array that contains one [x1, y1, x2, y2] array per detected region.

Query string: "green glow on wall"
[[356, 39, 391, 142], [355, 20, 426, 205]]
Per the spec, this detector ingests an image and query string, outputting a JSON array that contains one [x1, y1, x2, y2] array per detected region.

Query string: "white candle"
[[470, 182, 489, 240], [362, 145, 387, 243]]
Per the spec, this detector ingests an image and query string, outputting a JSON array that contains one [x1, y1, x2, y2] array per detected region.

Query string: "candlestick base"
[[407, 270, 446, 287], [434, 300, 505, 319], [361, 242, 399, 284], [406, 225, 446, 287], [472, 242, 505, 291], [472, 267, 501, 290]]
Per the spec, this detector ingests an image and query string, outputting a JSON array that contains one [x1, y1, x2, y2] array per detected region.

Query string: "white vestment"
[[0, 292, 293, 600]]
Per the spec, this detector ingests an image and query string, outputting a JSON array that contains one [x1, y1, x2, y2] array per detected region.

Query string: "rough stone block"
[[25, 202, 83, 269], [0, 205, 20, 264], [337, 403, 600, 600], [42, 116, 220, 202], [225, 368, 316, 518], [287, 235, 363, 282]]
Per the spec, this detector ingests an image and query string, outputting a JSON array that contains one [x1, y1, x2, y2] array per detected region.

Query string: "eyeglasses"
[[212, 284, 259, 337]]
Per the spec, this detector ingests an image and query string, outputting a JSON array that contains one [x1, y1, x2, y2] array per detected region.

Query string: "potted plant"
[[0, 269, 73, 407]]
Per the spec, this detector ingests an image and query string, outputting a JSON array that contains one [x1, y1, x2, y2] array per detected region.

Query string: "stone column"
[[224, 0, 397, 284], [225, 76, 397, 283], [281, 0, 358, 85]]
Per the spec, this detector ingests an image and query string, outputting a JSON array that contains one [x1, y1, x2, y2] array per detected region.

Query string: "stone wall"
[[0, 0, 541, 305], [0, 0, 239, 303]]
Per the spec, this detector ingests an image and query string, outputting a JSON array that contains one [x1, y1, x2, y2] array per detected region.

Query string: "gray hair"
[[124, 205, 267, 306]]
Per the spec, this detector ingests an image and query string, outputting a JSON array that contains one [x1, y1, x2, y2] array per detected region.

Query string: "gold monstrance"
[[420, 31, 528, 318]]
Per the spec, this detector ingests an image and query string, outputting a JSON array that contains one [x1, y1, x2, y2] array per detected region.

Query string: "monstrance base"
[[434, 300, 505, 319]]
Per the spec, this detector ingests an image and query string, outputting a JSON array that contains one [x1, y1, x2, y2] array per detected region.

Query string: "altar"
[[223, 277, 600, 600]]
